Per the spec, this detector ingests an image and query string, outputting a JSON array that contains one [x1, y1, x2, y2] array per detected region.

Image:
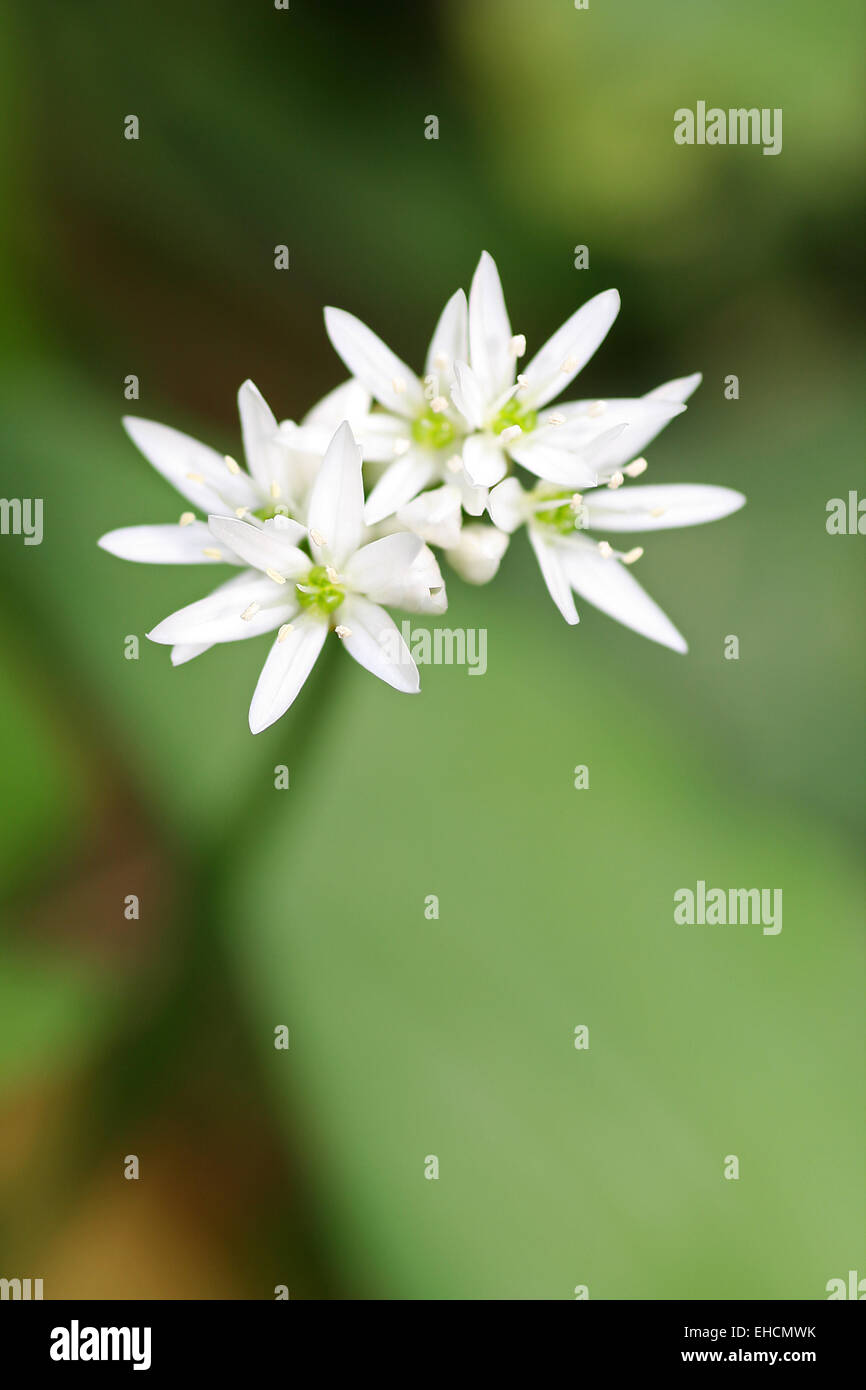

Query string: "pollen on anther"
[[607, 472, 624, 490], [433, 352, 450, 371], [623, 547, 644, 565], [325, 566, 339, 583], [202, 547, 222, 559], [499, 424, 522, 443], [270, 480, 282, 499], [560, 356, 579, 373], [224, 455, 242, 475], [266, 568, 286, 585], [597, 541, 613, 558], [277, 623, 294, 643], [186, 471, 205, 483], [516, 373, 527, 385], [570, 493, 583, 509], [430, 395, 448, 414], [650, 507, 666, 518], [335, 624, 352, 639], [241, 602, 261, 621], [509, 333, 527, 357], [587, 400, 607, 418], [391, 377, 407, 394], [546, 413, 566, 426], [179, 512, 195, 527], [625, 457, 648, 477], [310, 528, 326, 547], [393, 438, 411, 456], [235, 506, 249, 518]]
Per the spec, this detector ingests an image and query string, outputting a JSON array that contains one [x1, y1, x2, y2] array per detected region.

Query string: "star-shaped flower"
[[489, 466, 745, 650], [147, 423, 447, 732]]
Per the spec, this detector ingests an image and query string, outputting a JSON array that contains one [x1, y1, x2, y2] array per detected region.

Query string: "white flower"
[[449, 252, 696, 492], [147, 423, 448, 732], [317, 292, 490, 523], [489, 467, 745, 651]]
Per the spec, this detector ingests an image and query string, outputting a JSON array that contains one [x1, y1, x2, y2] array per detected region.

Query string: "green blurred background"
[[0, 0, 863, 1299]]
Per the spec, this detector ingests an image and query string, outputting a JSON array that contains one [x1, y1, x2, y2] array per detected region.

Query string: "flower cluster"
[[99, 252, 745, 732]]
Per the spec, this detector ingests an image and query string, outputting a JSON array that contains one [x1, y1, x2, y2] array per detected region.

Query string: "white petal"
[[171, 642, 212, 666], [148, 572, 296, 646], [237, 380, 288, 493], [457, 476, 488, 517], [487, 478, 529, 533], [644, 372, 702, 405], [339, 596, 420, 693], [519, 289, 620, 409], [468, 251, 514, 402], [207, 515, 309, 576], [306, 420, 365, 566], [324, 307, 423, 417], [363, 450, 436, 525], [405, 545, 449, 614], [249, 613, 328, 734], [344, 531, 424, 599], [462, 433, 508, 487], [301, 377, 372, 430], [425, 289, 468, 388], [122, 416, 259, 514], [509, 429, 608, 488], [561, 540, 687, 652], [450, 360, 487, 430], [584, 483, 746, 532], [396, 484, 463, 549], [446, 524, 509, 585], [555, 399, 687, 473], [98, 521, 241, 565], [528, 529, 578, 625]]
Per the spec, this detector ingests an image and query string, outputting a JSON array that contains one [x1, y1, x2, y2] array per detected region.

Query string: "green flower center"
[[491, 396, 538, 437], [411, 408, 457, 451], [533, 488, 587, 535], [296, 564, 345, 616], [253, 505, 291, 522]]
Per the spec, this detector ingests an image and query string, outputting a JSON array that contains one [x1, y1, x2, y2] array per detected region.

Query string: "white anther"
[[335, 624, 352, 639], [310, 528, 326, 547], [266, 568, 286, 585], [186, 471, 205, 483], [224, 454, 242, 475], [625, 457, 648, 477], [597, 541, 613, 558], [560, 356, 579, 373], [650, 507, 666, 518], [430, 395, 449, 414], [446, 455, 463, 474], [277, 623, 294, 643], [587, 400, 607, 418], [241, 602, 261, 621], [499, 425, 522, 443], [607, 472, 624, 490], [202, 547, 222, 559], [179, 512, 195, 527], [393, 437, 411, 456], [270, 480, 282, 499], [433, 352, 450, 371], [623, 547, 644, 565], [235, 506, 249, 517], [391, 377, 407, 394], [516, 373, 527, 385], [325, 566, 339, 583], [509, 333, 526, 357], [570, 493, 583, 509], [545, 413, 566, 426]]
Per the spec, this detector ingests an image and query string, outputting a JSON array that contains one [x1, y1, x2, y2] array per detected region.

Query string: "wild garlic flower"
[[489, 470, 744, 650], [316, 292, 489, 523], [148, 423, 447, 732]]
